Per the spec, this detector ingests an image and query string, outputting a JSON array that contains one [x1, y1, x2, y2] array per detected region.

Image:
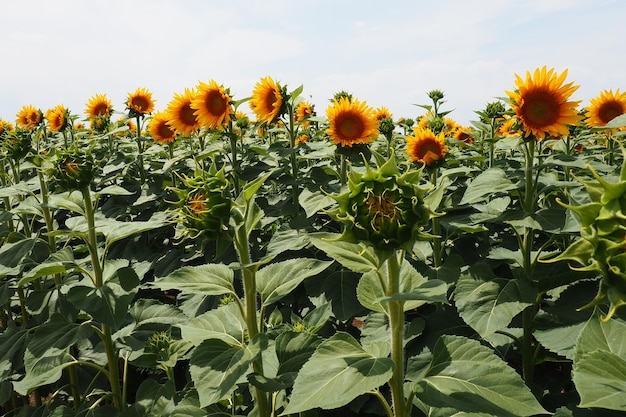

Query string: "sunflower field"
[[1, 67, 626, 417]]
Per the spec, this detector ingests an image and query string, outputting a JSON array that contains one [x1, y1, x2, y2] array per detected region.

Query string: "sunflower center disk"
[[598, 102, 625, 124], [522, 90, 560, 128], [338, 115, 364, 140]]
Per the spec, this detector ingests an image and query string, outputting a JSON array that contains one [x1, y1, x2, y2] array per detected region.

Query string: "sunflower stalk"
[[430, 168, 443, 267], [80, 186, 123, 410], [386, 251, 410, 417]]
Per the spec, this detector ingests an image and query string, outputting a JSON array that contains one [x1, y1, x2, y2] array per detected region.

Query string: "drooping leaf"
[[573, 310, 626, 411], [0, 237, 37, 277], [257, 258, 332, 307], [283, 332, 393, 414], [454, 264, 536, 339], [308, 232, 381, 273], [413, 335, 548, 416], [179, 302, 246, 346], [460, 168, 517, 205], [190, 334, 266, 408], [152, 264, 235, 296]]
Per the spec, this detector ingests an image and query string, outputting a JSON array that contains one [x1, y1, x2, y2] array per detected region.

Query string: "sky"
[[1, 0, 624, 126]]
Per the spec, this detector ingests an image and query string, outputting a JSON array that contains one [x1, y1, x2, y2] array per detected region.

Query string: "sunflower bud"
[[53, 148, 98, 190], [168, 165, 231, 241], [3, 129, 32, 161], [327, 153, 434, 250], [547, 149, 626, 320]]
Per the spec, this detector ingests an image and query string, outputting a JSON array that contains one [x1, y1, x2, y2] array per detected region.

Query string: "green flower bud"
[[53, 148, 98, 190], [327, 153, 435, 250], [547, 149, 626, 320], [169, 164, 231, 241]]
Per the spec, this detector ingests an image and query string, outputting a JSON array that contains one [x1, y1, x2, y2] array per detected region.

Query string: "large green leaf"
[[26, 314, 93, 357], [308, 232, 382, 273], [0, 324, 29, 379], [454, 264, 536, 339], [67, 279, 136, 330], [12, 347, 75, 395], [413, 335, 548, 416], [460, 168, 517, 205], [189, 334, 266, 408], [18, 246, 76, 286], [357, 258, 447, 314], [283, 332, 393, 414], [298, 188, 336, 218], [152, 264, 235, 296], [0, 237, 37, 277], [573, 310, 626, 411], [257, 258, 332, 306], [179, 302, 246, 346]]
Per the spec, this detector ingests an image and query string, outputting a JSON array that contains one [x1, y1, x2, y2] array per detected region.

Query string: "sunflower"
[[249, 76, 284, 123], [16, 105, 43, 130], [497, 117, 521, 137], [148, 111, 177, 144], [452, 126, 473, 144], [166, 88, 201, 136], [326, 97, 378, 147], [505, 66, 581, 139], [126, 87, 155, 116], [405, 127, 448, 166], [584, 89, 626, 128], [0, 120, 14, 136], [84, 93, 113, 118], [45, 104, 69, 132], [295, 101, 314, 126], [190, 80, 234, 130], [374, 106, 393, 121]]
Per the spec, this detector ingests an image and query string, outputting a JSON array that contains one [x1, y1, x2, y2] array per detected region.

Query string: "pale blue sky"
[[1, 0, 624, 125]]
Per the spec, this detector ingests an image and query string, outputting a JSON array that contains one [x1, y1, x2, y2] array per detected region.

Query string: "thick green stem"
[[430, 169, 442, 268], [68, 363, 82, 410], [81, 187, 123, 410], [340, 154, 347, 186], [387, 251, 408, 417], [235, 228, 270, 417]]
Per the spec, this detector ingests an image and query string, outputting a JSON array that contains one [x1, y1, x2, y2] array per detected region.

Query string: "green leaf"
[[413, 335, 548, 416], [190, 334, 266, 408], [179, 302, 246, 346], [97, 184, 135, 196], [298, 188, 335, 218], [0, 237, 37, 277], [18, 246, 75, 286], [264, 228, 310, 262], [152, 264, 235, 296], [283, 332, 393, 414], [358, 258, 447, 314], [67, 280, 135, 330], [26, 314, 93, 357], [460, 168, 517, 205], [12, 348, 74, 395], [308, 232, 381, 273], [257, 258, 332, 306], [573, 310, 626, 411], [102, 212, 169, 249], [0, 324, 29, 379], [275, 331, 322, 376], [454, 264, 536, 339]]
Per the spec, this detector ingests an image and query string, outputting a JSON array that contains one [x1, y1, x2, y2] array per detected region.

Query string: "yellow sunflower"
[[166, 88, 201, 136], [497, 117, 521, 137], [191, 80, 234, 130], [0, 120, 14, 135], [405, 127, 448, 166], [126, 87, 155, 116], [295, 101, 314, 126], [584, 89, 626, 128], [505, 66, 581, 139], [249, 76, 283, 123], [16, 105, 43, 130], [84, 93, 113, 118], [452, 126, 473, 144], [148, 111, 177, 145], [45, 104, 69, 132], [326, 97, 378, 147], [374, 106, 393, 121]]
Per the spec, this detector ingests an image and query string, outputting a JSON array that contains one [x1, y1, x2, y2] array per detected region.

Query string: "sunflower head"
[[191, 80, 234, 130], [16, 105, 43, 131], [326, 153, 434, 250], [166, 88, 201, 136], [53, 148, 99, 191], [374, 106, 393, 122], [126, 87, 155, 118], [505, 66, 582, 140], [326, 97, 378, 148], [45, 105, 70, 132], [85, 93, 113, 119], [168, 164, 232, 242], [249, 76, 289, 124], [405, 127, 449, 167], [584, 89, 626, 129], [148, 112, 177, 145], [295, 101, 315, 128], [2, 128, 32, 161]]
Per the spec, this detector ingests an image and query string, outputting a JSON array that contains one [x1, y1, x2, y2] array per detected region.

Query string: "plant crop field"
[[1, 69, 626, 417]]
